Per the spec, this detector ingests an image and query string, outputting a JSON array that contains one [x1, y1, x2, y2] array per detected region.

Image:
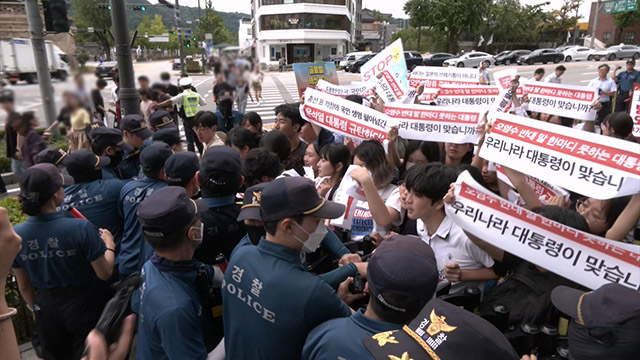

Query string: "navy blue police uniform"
[[118, 115, 152, 179]]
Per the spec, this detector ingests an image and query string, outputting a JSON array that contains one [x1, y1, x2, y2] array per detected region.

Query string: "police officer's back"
[[118, 142, 172, 276], [119, 114, 152, 179], [11, 164, 115, 360]]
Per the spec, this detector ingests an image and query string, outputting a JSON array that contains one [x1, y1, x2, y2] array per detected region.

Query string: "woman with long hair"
[[317, 144, 351, 200]]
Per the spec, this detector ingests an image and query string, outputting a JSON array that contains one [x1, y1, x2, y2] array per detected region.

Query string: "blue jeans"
[[11, 158, 23, 178]]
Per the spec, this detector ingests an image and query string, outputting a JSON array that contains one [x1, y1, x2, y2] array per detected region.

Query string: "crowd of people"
[[0, 55, 638, 360]]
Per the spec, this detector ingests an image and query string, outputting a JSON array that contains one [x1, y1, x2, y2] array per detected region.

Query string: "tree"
[[480, 0, 547, 51], [196, 9, 233, 46], [404, 0, 490, 53], [391, 27, 447, 52], [536, 0, 582, 45], [76, 49, 90, 68], [613, 6, 640, 43], [70, 0, 113, 60], [136, 15, 169, 49]]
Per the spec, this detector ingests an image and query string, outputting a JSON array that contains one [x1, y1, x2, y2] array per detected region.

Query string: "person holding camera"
[[302, 235, 438, 360], [587, 64, 617, 127]]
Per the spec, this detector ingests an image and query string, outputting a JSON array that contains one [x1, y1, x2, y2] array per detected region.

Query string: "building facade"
[[587, 1, 640, 46], [251, 0, 359, 66]]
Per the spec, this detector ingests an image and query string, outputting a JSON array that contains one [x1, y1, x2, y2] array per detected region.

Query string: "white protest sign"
[[480, 112, 640, 199], [417, 89, 439, 104], [446, 171, 640, 291], [351, 81, 376, 98], [301, 88, 398, 141], [316, 79, 370, 98], [436, 85, 524, 109], [341, 165, 368, 201], [493, 68, 518, 90], [524, 81, 598, 121], [495, 164, 570, 206], [384, 103, 482, 144], [375, 70, 408, 103], [630, 82, 640, 137], [361, 39, 408, 88], [409, 66, 479, 89]]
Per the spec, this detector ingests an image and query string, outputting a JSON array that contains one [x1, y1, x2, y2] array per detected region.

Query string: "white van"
[[0, 38, 70, 84], [339, 51, 372, 69]]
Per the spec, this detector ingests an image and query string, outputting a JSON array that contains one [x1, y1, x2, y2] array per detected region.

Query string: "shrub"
[[0, 197, 28, 225]]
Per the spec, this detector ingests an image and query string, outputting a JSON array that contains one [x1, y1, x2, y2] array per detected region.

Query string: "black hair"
[[242, 147, 283, 186], [604, 196, 632, 229], [96, 78, 108, 88], [16, 111, 35, 132], [274, 103, 306, 131], [143, 167, 164, 180], [442, 143, 474, 165], [226, 126, 259, 151], [598, 64, 610, 71], [138, 88, 149, 98], [603, 112, 633, 138], [531, 206, 589, 233], [194, 111, 217, 128], [345, 94, 365, 105], [369, 292, 425, 324], [264, 214, 305, 237], [534, 68, 545, 76], [400, 141, 440, 175], [138, 75, 149, 83], [319, 144, 351, 200], [242, 111, 263, 129], [112, 74, 120, 83], [70, 168, 102, 184], [456, 164, 491, 190], [404, 163, 458, 202], [160, 72, 171, 81], [354, 140, 394, 186], [19, 189, 56, 216], [143, 219, 195, 252], [259, 130, 291, 163], [556, 65, 566, 72]]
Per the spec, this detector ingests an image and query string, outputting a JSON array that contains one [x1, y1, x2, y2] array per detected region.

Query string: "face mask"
[[292, 220, 327, 253], [246, 225, 265, 245], [109, 149, 124, 167], [220, 100, 232, 115]]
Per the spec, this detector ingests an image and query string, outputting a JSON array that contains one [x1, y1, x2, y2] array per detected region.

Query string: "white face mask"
[[292, 220, 327, 253]]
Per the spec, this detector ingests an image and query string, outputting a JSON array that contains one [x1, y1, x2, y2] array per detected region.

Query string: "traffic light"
[[184, 40, 191, 48], [133, 6, 147, 11], [98, 4, 111, 10], [43, 0, 70, 33], [158, 0, 175, 9]]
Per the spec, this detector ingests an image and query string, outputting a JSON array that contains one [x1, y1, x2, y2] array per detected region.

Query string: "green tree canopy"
[[612, 5, 640, 43], [196, 9, 234, 46], [71, 0, 113, 59]]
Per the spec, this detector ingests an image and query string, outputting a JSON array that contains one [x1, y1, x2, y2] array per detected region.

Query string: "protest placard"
[[435, 85, 524, 109], [316, 79, 370, 98], [361, 39, 408, 88], [417, 89, 438, 104], [493, 68, 518, 90], [446, 171, 640, 291], [384, 103, 482, 144], [480, 112, 640, 199], [409, 66, 480, 89], [495, 164, 570, 206], [630, 82, 640, 137], [375, 70, 408, 103], [301, 88, 398, 141], [293, 62, 339, 98], [524, 81, 598, 121]]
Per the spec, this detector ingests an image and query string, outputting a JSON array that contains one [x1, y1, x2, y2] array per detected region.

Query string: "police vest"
[[182, 90, 200, 118]]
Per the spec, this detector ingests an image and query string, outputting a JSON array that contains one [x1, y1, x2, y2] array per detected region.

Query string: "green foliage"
[[196, 9, 234, 47], [613, 6, 640, 42], [0, 197, 27, 225], [71, 0, 114, 58], [392, 28, 447, 53], [536, 0, 582, 45], [136, 14, 169, 49], [76, 49, 90, 67]]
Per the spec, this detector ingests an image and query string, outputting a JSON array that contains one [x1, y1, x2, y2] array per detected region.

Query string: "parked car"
[[95, 61, 118, 78], [404, 51, 424, 70], [351, 53, 376, 73], [443, 52, 495, 68], [494, 50, 531, 65], [172, 58, 182, 70], [591, 45, 640, 61], [339, 51, 371, 69], [423, 53, 455, 66], [517, 48, 563, 65], [556, 45, 578, 53], [329, 55, 343, 66], [563, 46, 596, 61]]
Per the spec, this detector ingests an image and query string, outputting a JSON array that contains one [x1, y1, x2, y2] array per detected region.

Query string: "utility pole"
[[175, 0, 185, 74], [198, 0, 206, 74], [24, 0, 56, 127], [590, 0, 602, 49], [110, 0, 140, 116]]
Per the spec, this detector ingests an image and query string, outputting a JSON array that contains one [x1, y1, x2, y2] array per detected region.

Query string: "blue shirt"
[[117, 146, 143, 180], [102, 167, 120, 180], [133, 255, 212, 360], [61, 179, 126, 253], [118, 177, 167, 275], [616, 69, 640, 92], [12, 212, 106, 289], [302, 308, 403, 360], [214, 110, 242, 133], [222, 239, 352, 360]]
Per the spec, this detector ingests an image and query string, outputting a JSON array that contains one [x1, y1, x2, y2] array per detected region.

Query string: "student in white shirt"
[[544, 65, 566, 84], [587, 64, 617, 126], [404, 163, 497, 294]]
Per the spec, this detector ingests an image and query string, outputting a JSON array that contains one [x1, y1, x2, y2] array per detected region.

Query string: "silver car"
[[443, 52, 495, 68], [592, 45, 640, 61]]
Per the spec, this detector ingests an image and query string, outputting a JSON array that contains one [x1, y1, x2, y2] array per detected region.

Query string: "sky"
[[149, 0, 594, 21]]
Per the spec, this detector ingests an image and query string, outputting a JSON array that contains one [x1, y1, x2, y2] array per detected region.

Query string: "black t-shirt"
[[195, 201, 246, 264], [91, 89, 105, 115], [165, 84, 180, 97], [4, 111, 20, 158], [57, 108, 71, 128]]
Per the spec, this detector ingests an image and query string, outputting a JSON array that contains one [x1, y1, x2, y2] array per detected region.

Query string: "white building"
[[238, 17, 253, 54], [251, 0, 359, 67]]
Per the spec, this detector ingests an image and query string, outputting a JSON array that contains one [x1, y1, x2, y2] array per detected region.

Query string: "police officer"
[[133, 186, 223, 358], [148, 109, 178, 132], [152, 127, 184, 153], [118, 142, 172, 277], [60, 150, 126, 268], [154, 77, 206, 153], [119, 114, 152, 179], [89, 127, 127, 180], [11, 163, 115, 359], [34, 146, 67, 170], [222, 177, 356, 359], [164, 151, 200, 197]]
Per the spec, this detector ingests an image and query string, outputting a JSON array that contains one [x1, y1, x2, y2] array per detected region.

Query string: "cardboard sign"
[[409, 66, 480, 89], [384, 103, 482, 144], [493, 68, 518, 90], [630, 82, 640, 137], [480, 112, 640, 199], [435, 85, 524, 109], [361, 39, 408, 88], [316, 79, 370, 98], [524, 81, 598, 121], [376, 70, 408, 103], [293, 62, 339, 98], [301, 88, 398, 141], [446, 171, 640, 291]]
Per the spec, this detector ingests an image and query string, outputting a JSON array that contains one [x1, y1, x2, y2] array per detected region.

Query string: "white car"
[[443, 52, 495, 68], [591, 45, 640, 61], [563, 46, 596, 62]]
